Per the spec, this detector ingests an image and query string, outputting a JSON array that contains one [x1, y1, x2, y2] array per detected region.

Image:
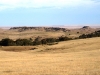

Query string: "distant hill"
[[0, 26, 100, 40], [82, 26, 91, 29], [10, 27, 69, 32]]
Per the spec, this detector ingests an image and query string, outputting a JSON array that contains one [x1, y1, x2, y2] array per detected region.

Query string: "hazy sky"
[[0, 0, 100, 27]]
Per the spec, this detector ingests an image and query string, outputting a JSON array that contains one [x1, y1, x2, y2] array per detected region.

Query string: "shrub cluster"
[[0, 38, 33, 46], [0, 30, 100, 46], [0, 36, 72, 46], [79, 30, 100, 39]]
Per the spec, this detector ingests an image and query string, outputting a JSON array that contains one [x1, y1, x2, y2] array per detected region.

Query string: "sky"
[[0, 0, 100, 27]]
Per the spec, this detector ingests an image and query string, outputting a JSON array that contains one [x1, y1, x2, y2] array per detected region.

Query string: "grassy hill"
[[0, 26, 99, 40], [0, 37, 100, 75]]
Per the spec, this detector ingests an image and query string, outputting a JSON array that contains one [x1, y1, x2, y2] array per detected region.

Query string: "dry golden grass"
[[0, 29, 65, 40], [0, 37, 100, 75], [0, 27, 98, 40], [0, 46, 38, 52]]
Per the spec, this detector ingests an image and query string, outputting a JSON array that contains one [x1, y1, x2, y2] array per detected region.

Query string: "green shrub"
[[0, 38, 16, 46]]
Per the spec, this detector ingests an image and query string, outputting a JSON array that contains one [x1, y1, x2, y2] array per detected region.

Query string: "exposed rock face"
[[10, 27, 69, 32], [82, 26, 91, 29]]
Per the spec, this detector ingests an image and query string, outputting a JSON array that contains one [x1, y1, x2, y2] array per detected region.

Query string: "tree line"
[[0, 30, 100, 46], [0, 36, 72, 46], [79, 30, 100, 39]]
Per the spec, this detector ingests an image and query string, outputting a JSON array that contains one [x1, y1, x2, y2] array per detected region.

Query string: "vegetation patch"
[[0, 46, 35, 52], [0, 30, 100, 47], [3, 70, 13, 73]]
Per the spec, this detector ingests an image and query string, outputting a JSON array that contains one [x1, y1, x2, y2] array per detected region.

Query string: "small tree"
[[58, 36, 72, 41], [79, 34, 87, 39], [33, 37, 42, 45], [0, 38, 15, 46], [16, 39, 32, 46]]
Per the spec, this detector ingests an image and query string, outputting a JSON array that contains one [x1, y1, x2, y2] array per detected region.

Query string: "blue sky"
[[0, 0, 100, 27]]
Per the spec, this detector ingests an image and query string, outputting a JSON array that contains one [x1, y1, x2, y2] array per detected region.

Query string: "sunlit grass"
[[0, 37, 100, 75]]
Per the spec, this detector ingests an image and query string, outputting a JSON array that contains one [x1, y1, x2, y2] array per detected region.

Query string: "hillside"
[[10, 27, 69, 32], [0, 37, 100, 75], [0, 26, 99, 40]]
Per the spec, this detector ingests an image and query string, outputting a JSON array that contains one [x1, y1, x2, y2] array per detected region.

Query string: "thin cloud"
[[0, 0, 100, 10], [91, 0, 100, 2]]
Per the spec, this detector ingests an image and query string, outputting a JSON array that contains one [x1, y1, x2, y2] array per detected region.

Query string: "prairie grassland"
[[0, 37, 100, 75], [0, 29, 65, 40], [0, 27, 97, 40]]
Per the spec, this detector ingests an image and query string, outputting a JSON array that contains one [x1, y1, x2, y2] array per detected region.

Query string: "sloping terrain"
[[0, 26, 99, 40], [0, 37, 100, 75]]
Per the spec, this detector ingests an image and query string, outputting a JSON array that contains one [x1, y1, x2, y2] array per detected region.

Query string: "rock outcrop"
[[10, 27, 69, 32], [82, 26, 91, 29]]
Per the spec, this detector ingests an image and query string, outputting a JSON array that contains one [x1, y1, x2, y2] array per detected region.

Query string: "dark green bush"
[[79, 30, 100, 39], [0, 38, 16, 46], [58, 36, 72, 41], [16, 39, 33, 46]]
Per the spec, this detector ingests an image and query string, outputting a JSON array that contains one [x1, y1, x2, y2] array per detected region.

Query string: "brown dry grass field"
[[0, 29, 65, 40], [0, 37, 100, 75], [0, 27, 98, 40]]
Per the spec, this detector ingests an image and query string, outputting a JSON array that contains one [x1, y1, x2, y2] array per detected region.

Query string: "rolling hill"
[[0, 26, 99, 40], [0, 37, 100, 75]]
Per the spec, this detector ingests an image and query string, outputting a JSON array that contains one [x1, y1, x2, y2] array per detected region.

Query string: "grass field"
[[0, 27, 97, 40], [0, 29, 65, 40], [0, 37, 100, 75]]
